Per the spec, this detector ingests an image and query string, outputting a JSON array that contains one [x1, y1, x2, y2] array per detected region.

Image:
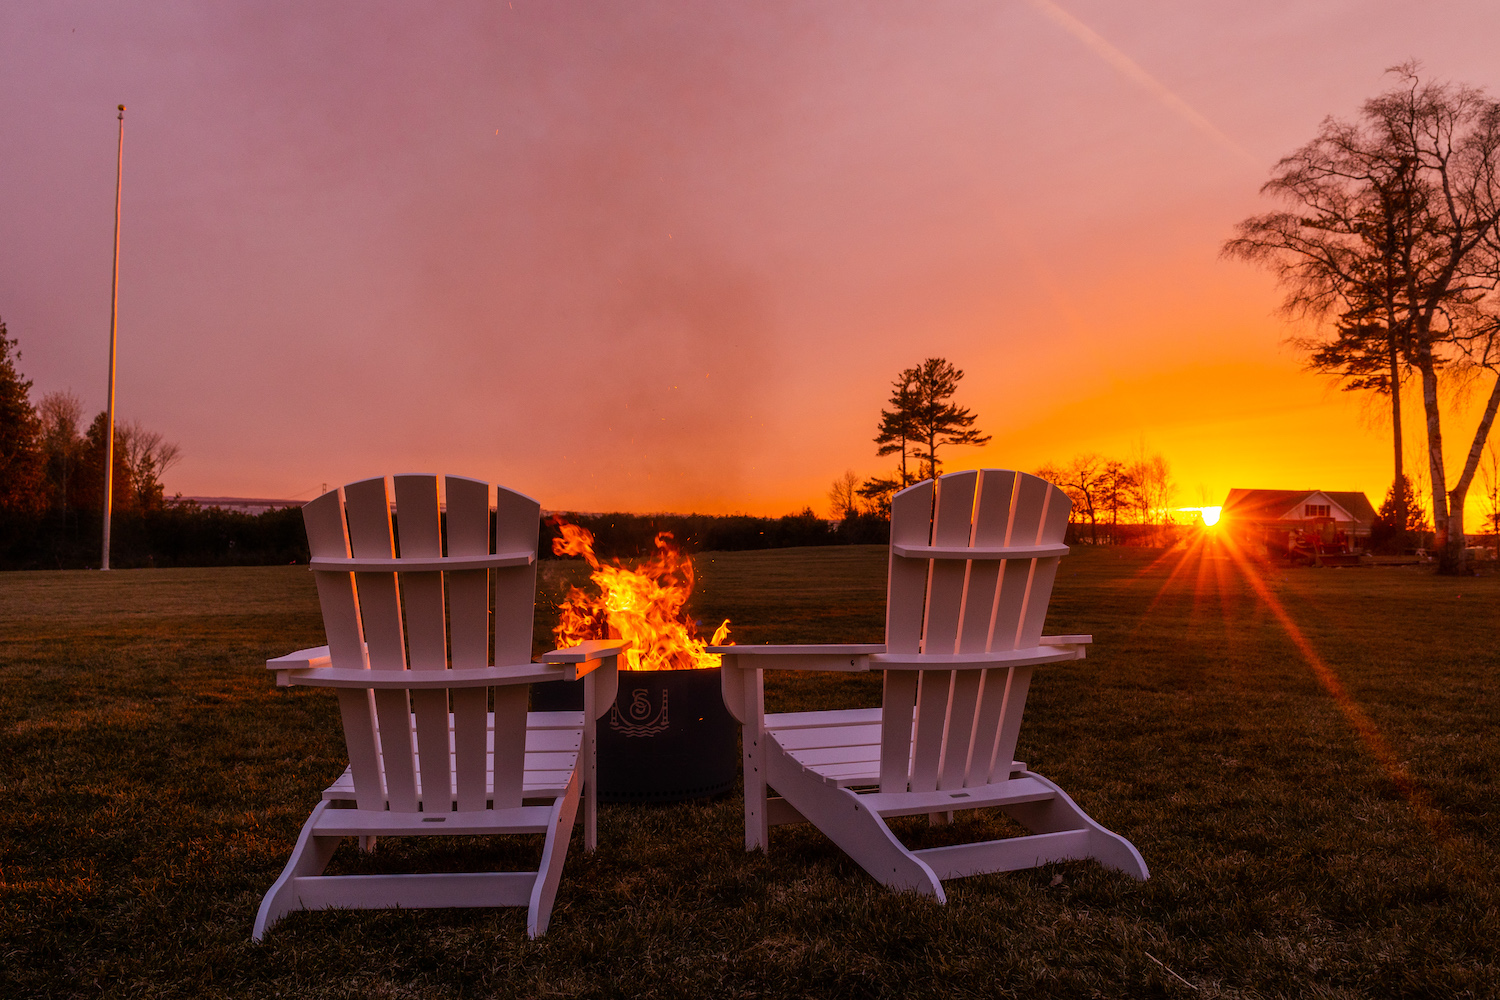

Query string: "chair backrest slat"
[[1017, 483, 1070, 648], [445, 476, 493, 670], [920, 470, 978, 654], [344, 477, 408, 672], [939, 669, 984, 790], [304, 490, 383, 808], [303, 491, 367, 669], [959, 471, 1017, 654], [393, 475, 446, 670], [445, 476, 495, 811], [342, 477, 419, 812], [878, 470, 1072, 794], [885, 481, 933, 654], [491, 486, 542, 809], [393, 475, 454, 812]]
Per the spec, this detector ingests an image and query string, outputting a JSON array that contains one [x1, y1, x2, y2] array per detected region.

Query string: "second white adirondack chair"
[[253, 475, 625, 940], [712, 470, 1147, 901]]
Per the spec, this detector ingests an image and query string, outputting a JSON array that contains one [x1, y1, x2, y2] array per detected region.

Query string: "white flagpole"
[[102, 104, 124, 571]]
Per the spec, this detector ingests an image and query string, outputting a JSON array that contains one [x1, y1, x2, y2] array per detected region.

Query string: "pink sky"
[[4, 2, 1499, 515]]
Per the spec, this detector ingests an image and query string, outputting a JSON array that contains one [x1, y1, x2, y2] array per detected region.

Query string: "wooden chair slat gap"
[[336, 688, 385, 808], [988, 666, 1036, 784], [966, 668, 1008, 788], [909, 670, 952, 794], [939, 670, 983, 790]]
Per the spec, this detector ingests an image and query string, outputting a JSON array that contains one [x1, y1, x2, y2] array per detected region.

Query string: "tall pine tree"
[[0, 319, 43, 512]]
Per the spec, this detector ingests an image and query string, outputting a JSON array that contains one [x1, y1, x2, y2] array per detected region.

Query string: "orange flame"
[[552, 523, 731, 670]]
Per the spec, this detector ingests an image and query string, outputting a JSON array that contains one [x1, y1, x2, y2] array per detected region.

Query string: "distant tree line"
[[540, 508, 887, 560], [1034, 452, 1179, 545], [0, 318, 314, 569]]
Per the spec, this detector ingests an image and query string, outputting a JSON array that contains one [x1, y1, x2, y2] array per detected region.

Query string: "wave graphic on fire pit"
[[610, 688, 670, 737]]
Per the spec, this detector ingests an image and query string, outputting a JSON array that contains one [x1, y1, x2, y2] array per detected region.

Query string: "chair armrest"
[[268, 646, 331, 687], [872, 645, 1084, 669], [1040, 634, 1092, 647], [714, 645, 883, 724], [540, 638, 631, 680], [708, 644, 883, 672], [273, 662, 567, 690]]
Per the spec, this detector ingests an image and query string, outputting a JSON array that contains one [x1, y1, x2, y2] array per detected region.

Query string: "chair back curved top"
[[879, 469, 1071, 794], [302, 474, 542, 813]]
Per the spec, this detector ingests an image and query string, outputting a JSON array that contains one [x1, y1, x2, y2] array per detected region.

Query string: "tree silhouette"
[[1225, 64, 1500, 569], [873, 358, 990, 483], [827, 470, 860, 520], [0, 319, 43, 512], [873, 368, 920, 486]]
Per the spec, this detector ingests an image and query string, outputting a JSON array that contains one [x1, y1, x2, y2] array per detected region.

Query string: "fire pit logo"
[[610, 688, 670, 737]]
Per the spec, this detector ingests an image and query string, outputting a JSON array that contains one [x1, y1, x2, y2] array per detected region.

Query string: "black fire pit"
[[531, 667, 738, 803]]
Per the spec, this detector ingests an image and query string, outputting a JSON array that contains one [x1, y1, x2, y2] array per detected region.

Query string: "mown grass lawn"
[[1, 539, 1497, 998]]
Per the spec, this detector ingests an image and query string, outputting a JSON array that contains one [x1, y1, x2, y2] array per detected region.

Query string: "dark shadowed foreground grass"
[[2, 539, 1497, 998]]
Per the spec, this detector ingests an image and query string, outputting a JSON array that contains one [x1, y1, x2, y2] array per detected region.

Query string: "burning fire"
[[552, 523, 731, 671]]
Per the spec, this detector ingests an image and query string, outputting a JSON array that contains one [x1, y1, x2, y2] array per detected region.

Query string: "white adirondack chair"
[[713, 470, 1148, 901], [253, 475, 625, 940]]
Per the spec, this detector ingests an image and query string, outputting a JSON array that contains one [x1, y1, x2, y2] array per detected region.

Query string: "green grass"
[[2, 542, 1498, 998]]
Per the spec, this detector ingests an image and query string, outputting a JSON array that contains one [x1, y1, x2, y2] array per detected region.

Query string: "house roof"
[[1221, 488, 1378, 525]]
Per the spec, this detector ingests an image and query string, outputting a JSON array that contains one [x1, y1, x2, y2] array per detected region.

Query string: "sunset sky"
[[4, 2, 1500, 516]]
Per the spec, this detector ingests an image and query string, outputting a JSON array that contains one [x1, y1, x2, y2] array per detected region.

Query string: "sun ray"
[[1216, 532, 1456, 846]]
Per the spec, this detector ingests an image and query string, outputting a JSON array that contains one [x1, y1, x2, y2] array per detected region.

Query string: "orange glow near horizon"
[[8, 7, 1498, 516]]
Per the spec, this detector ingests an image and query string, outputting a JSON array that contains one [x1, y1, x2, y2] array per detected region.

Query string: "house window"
[[1304, 504, 1330, 518]]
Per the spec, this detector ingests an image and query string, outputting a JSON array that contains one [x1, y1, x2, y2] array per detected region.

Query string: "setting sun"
[[1177, 506, 1223, 526]]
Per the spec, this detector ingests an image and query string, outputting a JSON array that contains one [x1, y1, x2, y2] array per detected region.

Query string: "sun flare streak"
[[1022, 0, 1258, 167], [1217, 533, 1452, 843]]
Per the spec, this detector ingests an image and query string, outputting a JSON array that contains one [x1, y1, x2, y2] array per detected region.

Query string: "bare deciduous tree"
[[117, 420, 182, 509], [1038, 455, 1103, 544], [38, 390, 84, 515], [1225, 64, 1500, 569], [827, 470, 861, 520], [1129, 451, 1176, 539]]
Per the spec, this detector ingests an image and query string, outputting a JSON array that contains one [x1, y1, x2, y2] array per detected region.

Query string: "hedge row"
[[0, 506, 891, 571]]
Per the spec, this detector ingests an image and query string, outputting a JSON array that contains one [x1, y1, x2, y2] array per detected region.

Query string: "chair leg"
[[253, 801, 341, 941], [1001, 771, 1149, 880], [766, 742, 945, 902], [526, 768, 583, 939], [744, 722, 769, 852]]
